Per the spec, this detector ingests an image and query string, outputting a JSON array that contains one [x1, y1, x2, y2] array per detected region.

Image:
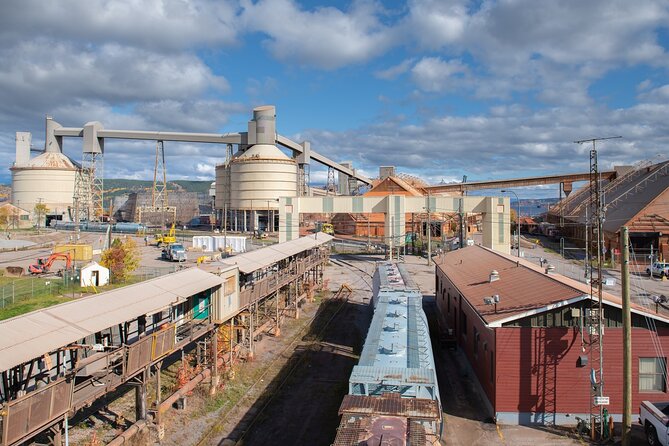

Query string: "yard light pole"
[[501, 190, 520, 257], [423, 192, 432, 266]]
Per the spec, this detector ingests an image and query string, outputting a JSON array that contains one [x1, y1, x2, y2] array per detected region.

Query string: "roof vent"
[[380, 343, 395, 355], [489, 270, 500, 282], [383, 323, 400, 332], [545, 264, 556, 274]]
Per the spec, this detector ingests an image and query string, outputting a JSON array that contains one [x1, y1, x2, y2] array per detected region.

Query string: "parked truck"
[[647, 262, 669, 278], [640, 400, 669, 445], [161, 243, 187, 262]]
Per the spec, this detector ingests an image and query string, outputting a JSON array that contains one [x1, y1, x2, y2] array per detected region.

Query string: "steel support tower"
[[137, 141, 176, 225], [73, 152, 103, 222], [576, 136, 621, 439]]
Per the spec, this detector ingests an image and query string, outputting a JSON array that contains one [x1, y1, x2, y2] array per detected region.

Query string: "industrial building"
[[0, 203, 32, 230], [435, 244, 669, 425], [10, 106, 371, 229], [0, 234, 332, 446], [550, 160, 669, 262], [10, 132, 78, 226]]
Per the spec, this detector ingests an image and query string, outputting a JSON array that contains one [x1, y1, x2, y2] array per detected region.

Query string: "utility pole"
[[427, 193, 432, 266], [575, 135, 621, 440], [458, 197, 465, 249], [621, 226, 632, 446], [367, 212, 371, 251]]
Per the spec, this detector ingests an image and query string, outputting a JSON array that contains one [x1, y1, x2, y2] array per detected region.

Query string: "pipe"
[[158, 368, 210, 413], [106, 419, 148, 446]]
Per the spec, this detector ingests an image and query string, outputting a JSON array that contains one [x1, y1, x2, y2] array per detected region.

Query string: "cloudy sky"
[[1, 0, 668, 197]]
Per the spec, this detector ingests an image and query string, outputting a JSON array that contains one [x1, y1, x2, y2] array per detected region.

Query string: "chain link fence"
[[0, 265, 182, 309]]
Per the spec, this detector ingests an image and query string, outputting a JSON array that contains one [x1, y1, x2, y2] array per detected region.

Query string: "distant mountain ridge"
[[104, 179, 212, 199]]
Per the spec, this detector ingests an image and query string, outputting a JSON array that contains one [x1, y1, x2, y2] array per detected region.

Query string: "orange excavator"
[[28, 252, 73, 275]]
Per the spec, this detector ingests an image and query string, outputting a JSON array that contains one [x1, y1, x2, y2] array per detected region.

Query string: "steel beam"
[[52, 122, 372, 186], [424, 171, 617, 193]]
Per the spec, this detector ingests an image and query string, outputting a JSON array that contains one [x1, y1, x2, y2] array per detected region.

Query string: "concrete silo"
[[216, 106, 297, 232], [10, 130, 77, 226]]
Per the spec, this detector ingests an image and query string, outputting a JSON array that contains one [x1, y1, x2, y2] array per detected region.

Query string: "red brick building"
[[435, 245, 669, 425]]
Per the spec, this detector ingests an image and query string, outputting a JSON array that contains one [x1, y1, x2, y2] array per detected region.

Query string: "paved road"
[[518, 235, 669, 314]]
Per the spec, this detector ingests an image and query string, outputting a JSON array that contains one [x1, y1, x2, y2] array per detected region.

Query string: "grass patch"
[[0, 294, 73, 320], [0, 273, 159, 320]]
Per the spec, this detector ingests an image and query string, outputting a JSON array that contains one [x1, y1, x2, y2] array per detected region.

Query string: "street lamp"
[[501, 190, 520, 257]]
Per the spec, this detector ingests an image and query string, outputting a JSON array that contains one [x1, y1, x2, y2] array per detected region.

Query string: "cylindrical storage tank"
[[114, 222, 146, 234], [11, 152, 77, 222], [214, 164, 229, 210], [228, 144, 297, 210]]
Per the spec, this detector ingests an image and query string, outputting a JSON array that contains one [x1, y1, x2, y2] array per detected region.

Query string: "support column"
[[294, 280, 300, 319], [155, 361, 164, 440], [275, 292, 281, 336], [248, 309, 254, 360], [210, 328, 219, 395], [50, 420, 63, 446], [136, 370, 147, 422]]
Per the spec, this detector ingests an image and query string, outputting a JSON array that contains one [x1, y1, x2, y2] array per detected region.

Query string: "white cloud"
[[403, 0, 469, 49], [637, 84, 669, 103], [0, 0, 239, 51], [410, 57, 469, 92], [240, 0, 395, 70], [375, 59, 415, 80], [301, 99, 669, 186]]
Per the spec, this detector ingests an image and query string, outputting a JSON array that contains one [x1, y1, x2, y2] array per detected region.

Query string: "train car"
[[333, 262, 442, 445]]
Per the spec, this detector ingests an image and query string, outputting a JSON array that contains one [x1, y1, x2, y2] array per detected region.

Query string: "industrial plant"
[[1, 104, 668, 446]]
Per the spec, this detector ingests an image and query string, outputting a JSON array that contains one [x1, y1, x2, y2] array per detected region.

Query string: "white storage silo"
[[11, 151, 77, 225], [215, 106, 298, 232]]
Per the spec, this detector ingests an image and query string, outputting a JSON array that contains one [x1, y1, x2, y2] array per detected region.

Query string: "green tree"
[[0, 207, 10, 232], [34, 202, 49, 232], [101, 237, 140, 282], [510, 208, 518, 233]]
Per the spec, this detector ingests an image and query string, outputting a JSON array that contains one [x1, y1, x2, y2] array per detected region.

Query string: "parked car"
[[647, 262, 669, 278], [640, 400, 669, 445], [161, 243, 187, 262]]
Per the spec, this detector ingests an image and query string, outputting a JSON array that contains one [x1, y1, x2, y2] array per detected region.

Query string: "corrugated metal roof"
[[0, 268, 224, 372], [339, 394, 441, 419], [11, 152, 78, 170], [352, 262, 438, 400], [218, 233, 333, 274], [436, 245, 669, 326], [350, 366, 436, 386]]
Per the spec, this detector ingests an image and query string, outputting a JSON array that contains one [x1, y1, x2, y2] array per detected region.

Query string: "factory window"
[[640, 357, 667, 392], [20, 215, 29, 221]]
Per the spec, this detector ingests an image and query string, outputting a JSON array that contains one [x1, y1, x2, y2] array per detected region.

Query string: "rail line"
[[193, 297, 346, 445], [194, 257, 372, 446]]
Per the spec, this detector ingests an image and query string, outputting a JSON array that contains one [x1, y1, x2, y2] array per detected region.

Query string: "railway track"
[[194, 256, 374, 446], [194, 293, 348, 446]]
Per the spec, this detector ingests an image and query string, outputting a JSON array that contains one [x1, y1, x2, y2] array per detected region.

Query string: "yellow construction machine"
[[154, 223, 177, 246]]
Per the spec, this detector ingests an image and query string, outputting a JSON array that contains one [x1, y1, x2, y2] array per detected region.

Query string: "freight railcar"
[[332, 262, 442, 445]]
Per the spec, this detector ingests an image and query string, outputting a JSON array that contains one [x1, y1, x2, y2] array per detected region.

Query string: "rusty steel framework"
[[576, 136, 621, 440], [137, 140, 176, 226], [0, 247, 329, 446], [72, 152, 104, 222], [327, 166, 336, 195]]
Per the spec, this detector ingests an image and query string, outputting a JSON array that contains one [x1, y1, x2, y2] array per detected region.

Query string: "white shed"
[[80, 262, 110, 287]]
